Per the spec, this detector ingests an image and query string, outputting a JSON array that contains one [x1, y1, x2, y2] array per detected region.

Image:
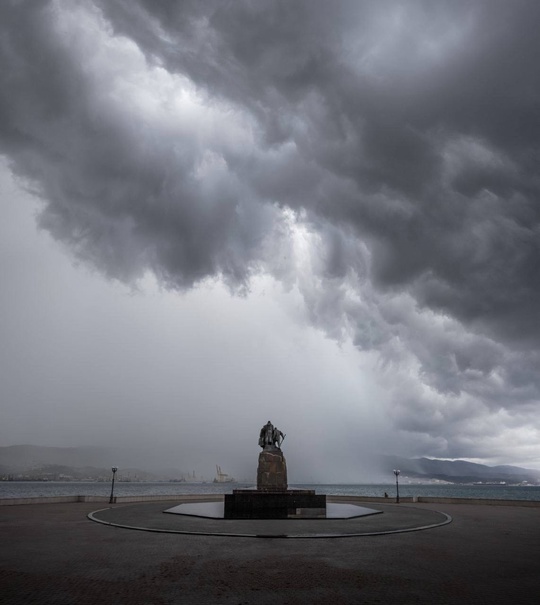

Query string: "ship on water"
[[214, 465, 234, 483]]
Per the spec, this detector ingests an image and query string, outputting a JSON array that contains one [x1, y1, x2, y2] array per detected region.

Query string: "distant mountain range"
[[0, 445, 175, 481], [0, 445, 118, 469], [1, 445, 539, 484], [379, 455, 540, 484]]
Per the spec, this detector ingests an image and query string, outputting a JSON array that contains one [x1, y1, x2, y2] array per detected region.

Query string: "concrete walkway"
[[1, 498, 539, 604]]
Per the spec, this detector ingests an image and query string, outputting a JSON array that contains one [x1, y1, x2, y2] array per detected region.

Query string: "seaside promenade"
[[1, 497, 539, 604]]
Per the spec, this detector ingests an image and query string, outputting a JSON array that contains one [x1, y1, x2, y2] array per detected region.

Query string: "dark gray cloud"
[[90, 0, 540, 339], [1, 0, 540, 467]]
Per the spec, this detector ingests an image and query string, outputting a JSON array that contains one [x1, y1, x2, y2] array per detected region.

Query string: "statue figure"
[[258, 420, 285, 450]]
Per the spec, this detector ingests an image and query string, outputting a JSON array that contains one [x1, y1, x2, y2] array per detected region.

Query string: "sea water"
[[1, 481, 539, 501]]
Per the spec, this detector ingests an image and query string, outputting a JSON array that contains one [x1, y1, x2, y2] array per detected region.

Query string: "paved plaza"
[[1, 498, 539, 604]]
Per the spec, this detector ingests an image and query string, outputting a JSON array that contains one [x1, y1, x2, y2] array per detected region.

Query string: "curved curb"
[[87, 506, 452, 539]]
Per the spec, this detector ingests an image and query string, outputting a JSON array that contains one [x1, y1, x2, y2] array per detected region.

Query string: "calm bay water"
[[1, 481, 539, 501]]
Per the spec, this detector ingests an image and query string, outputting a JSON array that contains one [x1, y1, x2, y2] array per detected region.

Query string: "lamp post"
[[393, 469, 400, 504], [109, 467, 118, 504]]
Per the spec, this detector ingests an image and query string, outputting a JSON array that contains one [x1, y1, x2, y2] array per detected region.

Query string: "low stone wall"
[[329, 495, 416, 504], [329, 495, 540, 508], [415, 496, 540, 507], [0, 496, 81, 506], [0, 494, 223, 506], [1, 493, 539, 507], [107, 494, 221, 504]]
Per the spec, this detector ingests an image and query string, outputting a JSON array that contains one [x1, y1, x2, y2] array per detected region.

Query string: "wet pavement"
[[90, 498, 449, 537], [1, 497, 539, 604]]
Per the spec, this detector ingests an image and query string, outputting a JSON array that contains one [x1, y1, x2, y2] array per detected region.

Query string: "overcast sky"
[[1, 1, 540, 480]]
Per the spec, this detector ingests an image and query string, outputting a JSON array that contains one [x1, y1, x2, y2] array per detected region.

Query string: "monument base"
[[224, 489, 327, 519], [257, 448, 288, 491]]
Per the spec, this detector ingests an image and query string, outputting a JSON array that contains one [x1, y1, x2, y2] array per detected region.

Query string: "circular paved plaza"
[[1, 497, 539, 604], [89, 498, 451, 538]]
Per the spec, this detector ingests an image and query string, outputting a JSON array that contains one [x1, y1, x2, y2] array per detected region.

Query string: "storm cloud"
[[1, 0, 540, 472]]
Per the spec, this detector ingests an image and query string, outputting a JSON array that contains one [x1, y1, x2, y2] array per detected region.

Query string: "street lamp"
[[109, 467, 118, 504], [393, 469, 401, 504]]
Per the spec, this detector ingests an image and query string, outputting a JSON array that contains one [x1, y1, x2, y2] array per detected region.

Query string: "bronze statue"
[[258, 420, 285, 450]]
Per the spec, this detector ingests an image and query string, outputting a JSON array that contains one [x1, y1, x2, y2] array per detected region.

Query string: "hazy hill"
[[0, 445, 176, 480], [380, 455, 540, 484], [0, 445, 114, 470]]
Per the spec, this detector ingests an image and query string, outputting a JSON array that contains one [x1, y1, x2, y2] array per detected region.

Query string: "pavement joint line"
[[88, 508, 258, 538], [87, 504, 453, 539]]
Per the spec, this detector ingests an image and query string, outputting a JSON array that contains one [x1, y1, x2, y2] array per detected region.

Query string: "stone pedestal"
[[257, 448, 288, 491], [224, 489, 326, 519]]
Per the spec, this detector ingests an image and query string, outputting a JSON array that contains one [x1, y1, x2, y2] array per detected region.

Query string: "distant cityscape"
[[0, 466, 235, 484]]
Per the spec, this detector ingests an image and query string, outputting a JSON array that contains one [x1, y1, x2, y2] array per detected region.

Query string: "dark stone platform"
[[224, 489, 327, 519], [165, 500, 381, 520]]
